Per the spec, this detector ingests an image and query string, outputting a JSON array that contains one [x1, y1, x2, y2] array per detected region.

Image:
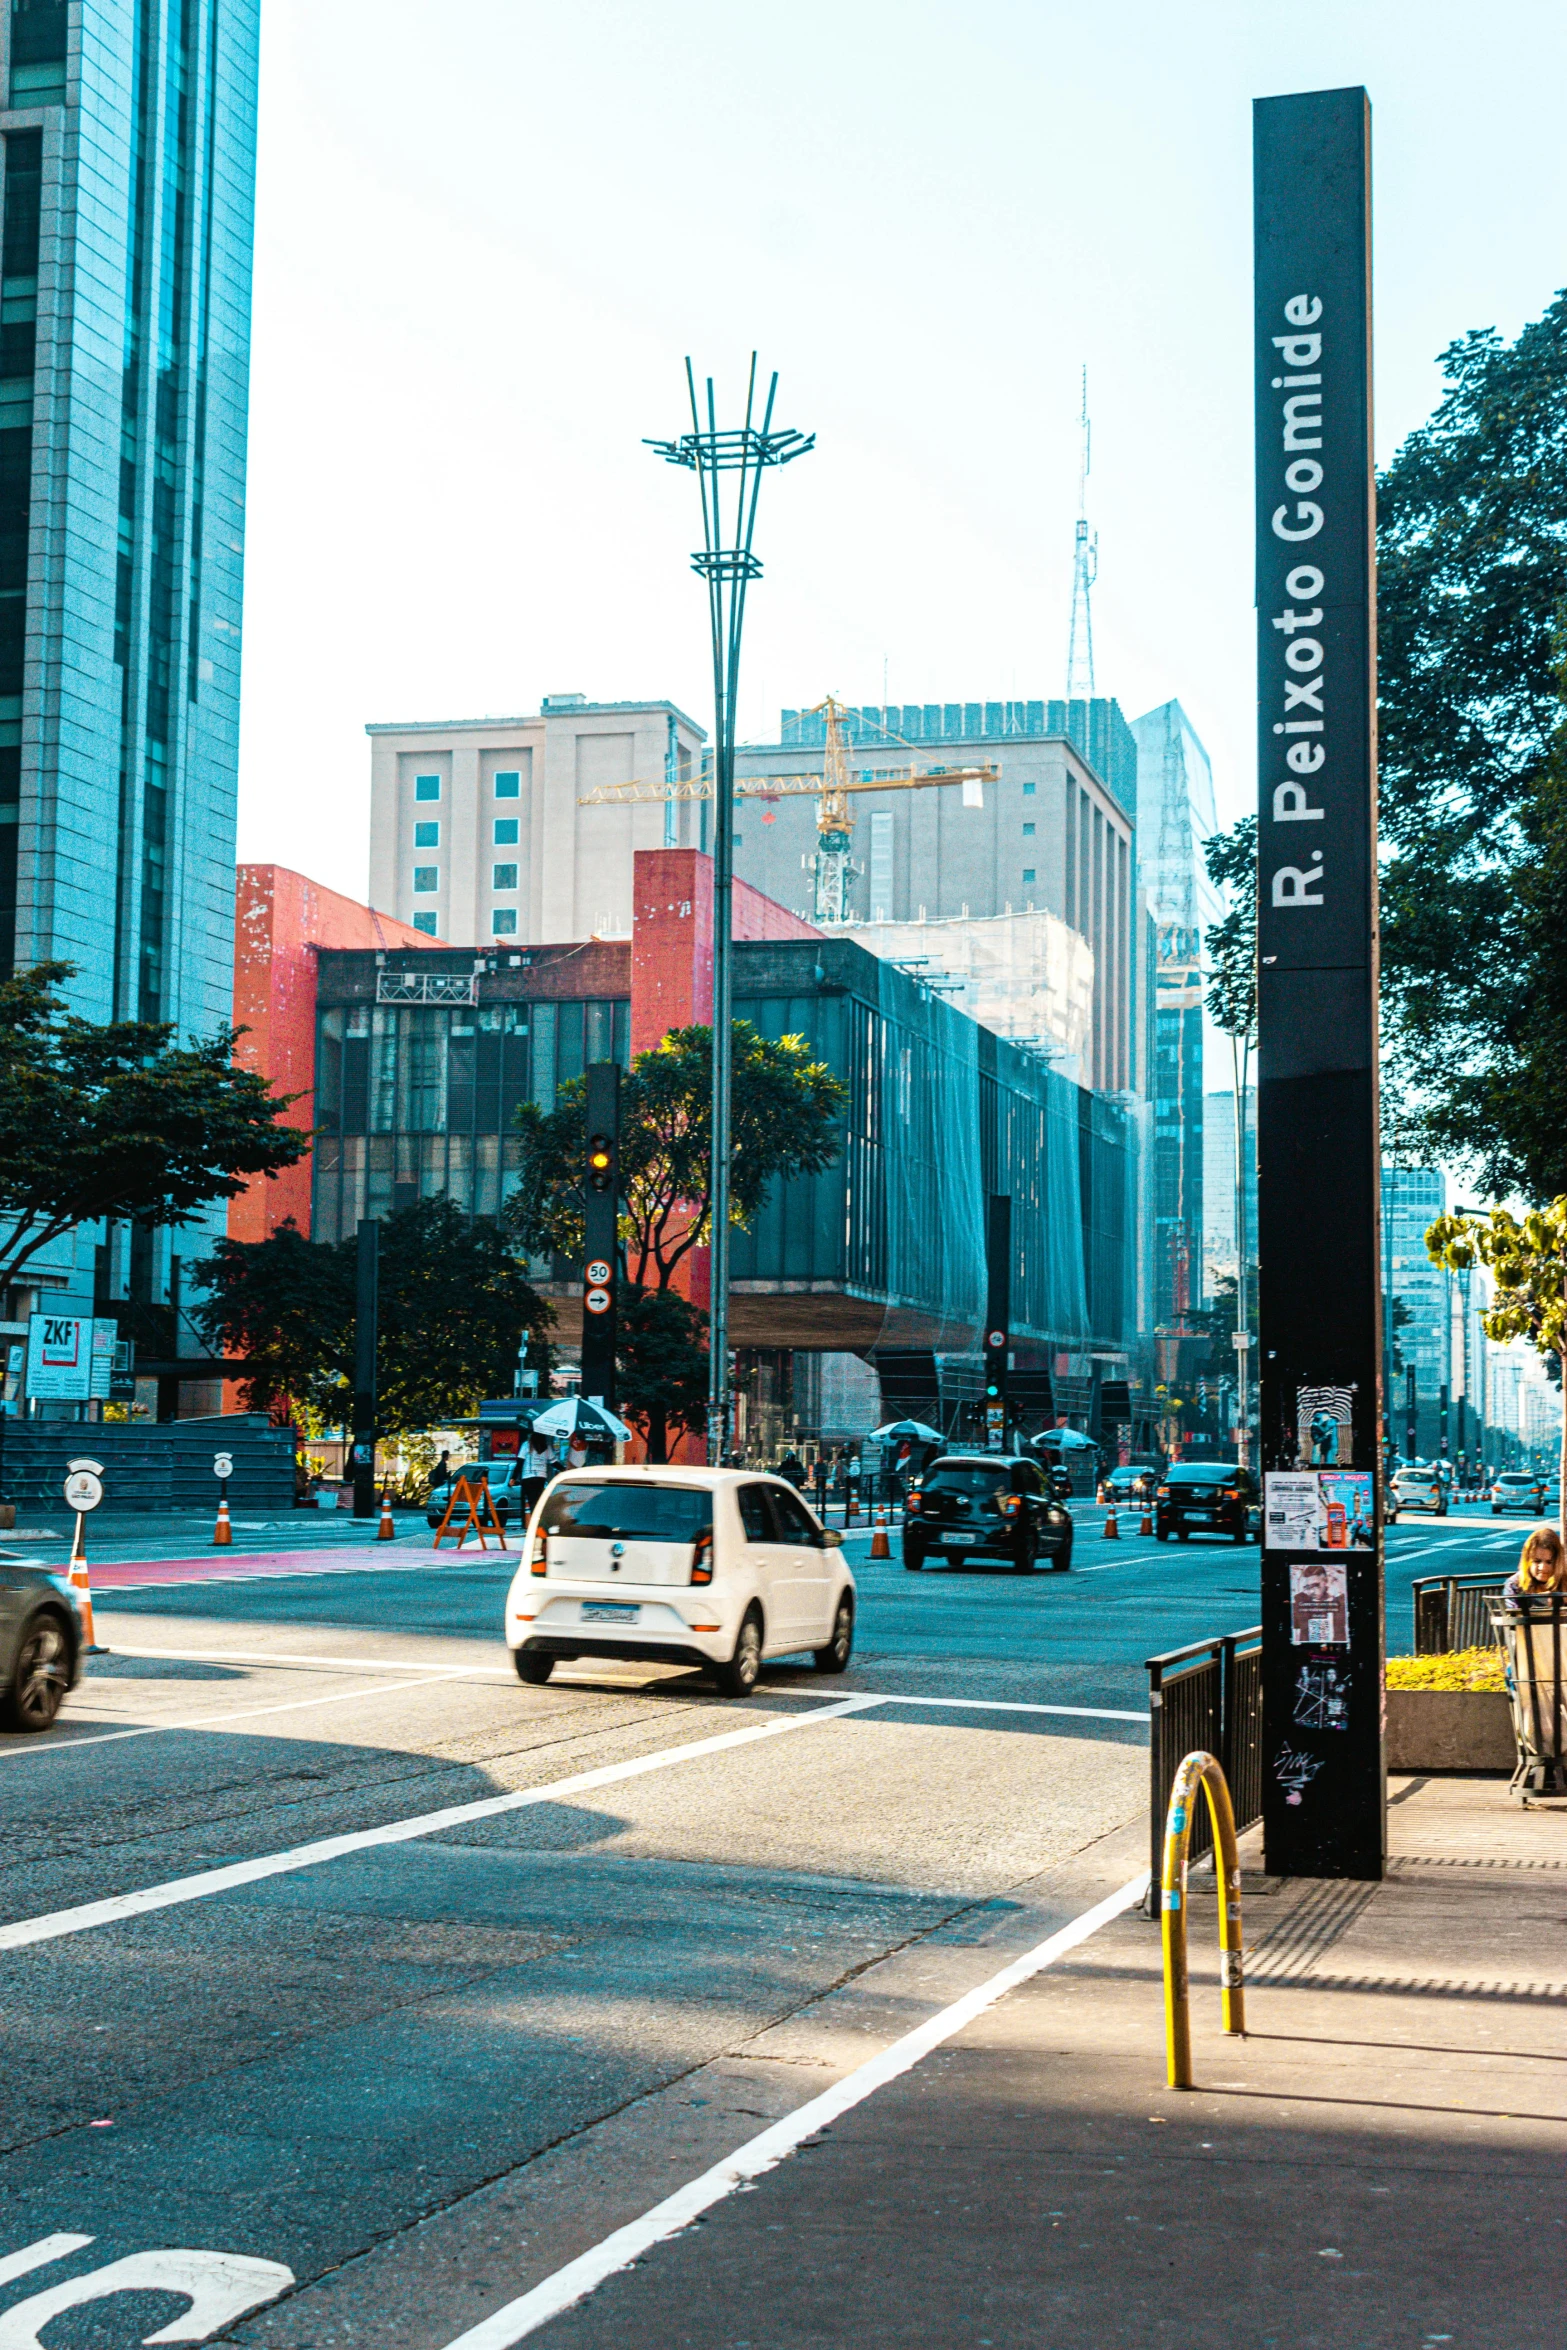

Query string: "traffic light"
[[587, 1133, 614, 1193]]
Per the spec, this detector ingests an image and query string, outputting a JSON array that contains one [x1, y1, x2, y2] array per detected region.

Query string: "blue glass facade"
[[0, 0, 257, 1317]]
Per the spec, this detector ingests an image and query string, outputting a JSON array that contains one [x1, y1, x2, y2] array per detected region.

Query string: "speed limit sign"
[[63, 1457, 104, 1512], [585, 1260, 611, 1287]]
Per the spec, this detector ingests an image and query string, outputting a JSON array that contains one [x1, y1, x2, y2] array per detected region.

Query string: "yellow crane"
[[577, 694, 998, 925]]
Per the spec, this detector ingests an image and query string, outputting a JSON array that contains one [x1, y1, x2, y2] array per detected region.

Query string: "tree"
[[506, 1021, 847, 1291], [193, 1197, 552, 1434], [0, 962, 308, 1296], [1427, 1201, 1567, 1523], [1377, 291, 1567, 1191], [1203, 815, 1258, 1455], [616, 1283, 710, 1464]]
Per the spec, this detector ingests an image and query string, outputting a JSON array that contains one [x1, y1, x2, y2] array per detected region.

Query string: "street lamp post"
[[647, 360, 813, 1464]]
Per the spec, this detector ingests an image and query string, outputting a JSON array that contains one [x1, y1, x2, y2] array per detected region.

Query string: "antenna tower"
[[1065, 366, 1097, 698]]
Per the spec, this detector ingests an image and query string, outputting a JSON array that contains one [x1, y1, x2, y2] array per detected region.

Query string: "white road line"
[[436, 1868, 1150, 2350], [0, 1695, 884, 1952], [0, 2238, 94, 2289], [871, 1693, 1145, 1724], [105, 1643, 517, 1680], [0, 1671, 475, 1764]]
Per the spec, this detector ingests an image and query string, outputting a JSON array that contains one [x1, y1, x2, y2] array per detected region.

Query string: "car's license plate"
[[1187, 1511, 1211, 1522], [944, 1532, 976, 1546], [582, 1602, 640, 1622]]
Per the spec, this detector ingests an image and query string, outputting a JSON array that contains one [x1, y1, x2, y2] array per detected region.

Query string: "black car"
[[903, 1453, 1074, 1573], [1155, 1462, 1260, 1544]]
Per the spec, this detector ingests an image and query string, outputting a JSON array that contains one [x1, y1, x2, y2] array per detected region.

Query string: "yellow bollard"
[[1161, 1749, 1246, 2090]]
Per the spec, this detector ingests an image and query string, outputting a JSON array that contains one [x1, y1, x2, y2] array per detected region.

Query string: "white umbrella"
[[868, 1419, 943, 1445], [531, 1396, 633, 1442]]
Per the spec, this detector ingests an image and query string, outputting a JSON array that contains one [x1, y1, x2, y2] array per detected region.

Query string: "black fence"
[[1498, 1594, 1566, 1795], [1145, 1627, 1263, 1908], [1412, 1574, 1508, 1655]]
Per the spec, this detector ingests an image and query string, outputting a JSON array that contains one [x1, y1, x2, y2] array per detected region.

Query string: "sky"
[[237, 0, 1567, 904]]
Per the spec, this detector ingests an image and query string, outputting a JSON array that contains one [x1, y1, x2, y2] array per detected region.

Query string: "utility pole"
[[579, 1060, 620, 1413], [647, 359, 813, 1465], [351, 1218, 379, 1518], [983, 1196, 1012, 1452]]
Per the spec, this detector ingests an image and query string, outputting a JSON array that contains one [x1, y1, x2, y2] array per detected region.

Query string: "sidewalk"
[[540, 1773, 1567, 2349]]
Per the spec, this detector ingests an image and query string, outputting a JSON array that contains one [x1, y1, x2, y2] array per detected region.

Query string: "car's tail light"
[[1156, 1485, 1171, 1500], [1223, 1488, 1241, 1500], [996, 1493, 1021, 1518], [691, 1530, 714, 1585], [530, 1533, 548, 1576], [907, 1489, 922, 1513]]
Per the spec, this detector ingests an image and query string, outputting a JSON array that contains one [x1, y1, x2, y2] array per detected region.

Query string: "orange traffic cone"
[[377, 1485, 396, 1540], [1102, 1505, 1120, 1538], [68, 1522, 105, 1653], [1139, 1507, 1154, 1536], [870, 1506, 891, 1560], [213, 1493, 233, 1546]]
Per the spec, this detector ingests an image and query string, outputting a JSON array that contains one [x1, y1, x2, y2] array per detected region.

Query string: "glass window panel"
[[494, 819, 519, 846], [413, 866, 438, 893], [492, 863, 518, 891], [494, 771, 520, 798], [475, 1133, 500, 1220], [585, 999, 612, 1066], [557, 999, 585, 1085], [415, 775, 441, 801], [414, 821, 439, 847], [492, 908, 518, 935], [413, 912, 438, 935], [530, 1002, 556, 1111], [613, 998, 630, 1066]]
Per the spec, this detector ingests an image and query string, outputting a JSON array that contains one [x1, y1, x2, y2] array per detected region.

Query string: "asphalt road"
[[0, 1506, 1523, 2347]]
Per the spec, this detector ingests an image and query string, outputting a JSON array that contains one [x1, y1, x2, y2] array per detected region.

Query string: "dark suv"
[[1154, 1462, 1260, 1544], [904, 1454, 1074, 1573]]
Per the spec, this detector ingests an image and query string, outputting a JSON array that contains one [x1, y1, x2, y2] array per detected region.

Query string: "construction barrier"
[[1161, 1748, 1245, 2089]]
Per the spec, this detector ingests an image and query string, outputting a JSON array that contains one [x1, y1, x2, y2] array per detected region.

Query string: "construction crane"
[[577, 695, 998, 925]]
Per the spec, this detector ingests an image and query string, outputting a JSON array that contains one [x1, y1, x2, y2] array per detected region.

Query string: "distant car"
[[1388, 1464, 1447, 1520], [0, 1563, 82, 1733], [1490, 1472, 1549, 1517], [903, 1454, 1074, 1573], [426, 1456, 537, 1530], [504, 1468, 853, 1696], [1102, 1462, 1161, 1505], [1154, 1463, 1260, 1544]]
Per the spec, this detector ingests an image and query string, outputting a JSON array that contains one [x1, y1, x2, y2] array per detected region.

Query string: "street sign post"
[[983, 1196, 1011, 1453], [1253, 85, 1386, 1880], [63, 1456, 107, 1647], [580, 1062, 620, 1413], [351, 1220, 379, 1519]]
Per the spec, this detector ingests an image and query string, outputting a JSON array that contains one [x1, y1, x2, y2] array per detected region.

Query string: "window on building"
[[494, 772, 520, 798], [412, 866, 438, 893], [414, 821, 438, 847], [494, 818, 519, 846], [414, 775, 441, 802], [412, 912, 438, 936], [492, 908, 518, 936], [493, 863, 518, 891], [1022, 868, 1036, 885], [1022, 821, 1035, 837], [1022, 781, 1036, 797]]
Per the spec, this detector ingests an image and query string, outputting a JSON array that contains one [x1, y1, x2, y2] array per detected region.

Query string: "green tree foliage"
[[1377, 292, 1567, 1191], [506, 1021, 847, 1290], [194, 1197, 551, 1433], [0, 962, 307, 1294], [615, 1282, 710, 1464], [1202, 815, 1257, 1053], [1427, 1201, 1567, 1514]]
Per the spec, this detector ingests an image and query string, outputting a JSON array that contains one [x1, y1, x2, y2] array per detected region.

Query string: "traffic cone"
[[68, 1524, 105, 1654], [870, 1506, 891, 1560], [1102, 1505, 1120, 1538], [1139, 1506, 1154, 1536], [213, 1493, 233, 1547], [377, 1485, 396, 1540]]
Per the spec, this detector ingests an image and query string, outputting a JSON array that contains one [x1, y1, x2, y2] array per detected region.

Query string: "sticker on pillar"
[[1289, 1557, 1349, 1646], [1318, 1470, 1373, 1548], [1272, 1744, 1325, 1804], [1265, 1471, 1319, 1548], [1292, 1660, 1351, 1731], [1296, 1383, 1356, 1465]]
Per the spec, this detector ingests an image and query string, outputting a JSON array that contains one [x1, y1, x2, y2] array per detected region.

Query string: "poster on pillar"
[[1253, 85, 1387, 1882]]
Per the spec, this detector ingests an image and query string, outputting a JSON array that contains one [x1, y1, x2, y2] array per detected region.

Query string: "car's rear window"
[[924, 1464, 1010, 1498], [1164, 1465, 1238, 1485], [1498, 1475, 1533, 1487], [540, 1483, 712, 1542]]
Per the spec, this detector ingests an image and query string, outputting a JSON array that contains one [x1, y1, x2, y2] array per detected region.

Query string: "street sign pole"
[[580, 1060, 620, 1414], [351, 1219, 379, 1519], [983, 1195, 1011, 1453], [1254, 86, 1386, 1879]]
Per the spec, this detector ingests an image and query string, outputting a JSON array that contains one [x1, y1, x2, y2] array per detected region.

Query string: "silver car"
[[0, 1560, 81, 1732]]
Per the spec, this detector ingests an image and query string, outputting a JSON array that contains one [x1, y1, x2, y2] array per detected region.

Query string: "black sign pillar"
[[1254, 87, 1386, 1880], [351, 1217, 379, 1518], [580, 1060, 620, 1412], [983, 1195, 1011, 1452]]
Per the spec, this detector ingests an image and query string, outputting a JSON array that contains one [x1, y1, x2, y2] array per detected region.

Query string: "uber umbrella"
[[530, 1396, 633, 1443]]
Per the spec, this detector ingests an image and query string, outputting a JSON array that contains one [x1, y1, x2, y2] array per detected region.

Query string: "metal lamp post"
[[647, 359, 813, 1464]]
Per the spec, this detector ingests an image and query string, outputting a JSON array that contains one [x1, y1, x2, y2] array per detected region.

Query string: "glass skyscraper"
[[0, 0, 257, 1327]]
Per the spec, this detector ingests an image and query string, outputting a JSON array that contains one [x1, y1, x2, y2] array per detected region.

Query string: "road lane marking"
[[435, 1869, 1150, 2349], [103, 1643, 519, 1680], [871, 1694, 1145, 1724], [0, 2249, 294, 2348], [0, 1695, 885, 1952], [0, 1672, 477, 1764], [0, 2241, 93, 2291]]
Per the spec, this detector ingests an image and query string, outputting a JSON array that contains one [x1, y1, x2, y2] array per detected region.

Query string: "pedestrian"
[[517, 1431, 554, 1522], [1502, 1525, 1567, 1611], [777, 1448, 806, 1491], [567, 1432, 589, 1473], [429, 1448, 451, 1499]]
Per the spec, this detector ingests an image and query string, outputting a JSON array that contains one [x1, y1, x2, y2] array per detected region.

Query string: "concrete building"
[[0, 0, 259, 1344], [367, 695, 706, 950]]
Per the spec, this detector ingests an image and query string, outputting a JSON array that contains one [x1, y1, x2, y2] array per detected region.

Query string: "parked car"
[[426, 1456, 536, 1530], [1490, 1471, 1550, 1517], [504, 1468, 854, 1697], [0, 1563, 82, 1732], [1154, 1463, 1260, 1544], [903, 1453, 1074, 1573], [1388, 1463, 1447, 1520]]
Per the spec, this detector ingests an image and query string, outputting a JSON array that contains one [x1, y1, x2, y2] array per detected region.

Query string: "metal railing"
[[1493, 1595, 1566, 1797], [1145, 1626, 1262, 1909], [1160, 1750, 1246, 2089], [1412, 1574, 1507, 1655]]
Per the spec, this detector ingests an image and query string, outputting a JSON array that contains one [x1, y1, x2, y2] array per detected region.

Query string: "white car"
[[1388, 1464, 1447, 1520], [504, 1468, 855, 1697], [1490, 1472, 1552, 1517]]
